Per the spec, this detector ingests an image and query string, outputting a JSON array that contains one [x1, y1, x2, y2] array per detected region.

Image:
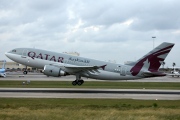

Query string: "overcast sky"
[[0, 0, 180, 67]]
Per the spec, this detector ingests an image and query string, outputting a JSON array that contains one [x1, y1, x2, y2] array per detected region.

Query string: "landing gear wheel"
[[77, 81, 82, 86], [72, 80, 84, 86], [23, 71, 28, 75], [78, 80, 84, 86], [72, 81, 77, 86], [80, 80, 84, 84]]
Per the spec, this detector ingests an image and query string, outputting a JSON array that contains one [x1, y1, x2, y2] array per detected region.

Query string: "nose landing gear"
[[23, 66, 28, 74]]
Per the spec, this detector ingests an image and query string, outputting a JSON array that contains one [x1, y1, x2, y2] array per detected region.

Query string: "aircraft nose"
[[5, 52, 11, 58], [5, 52, 8, 56]]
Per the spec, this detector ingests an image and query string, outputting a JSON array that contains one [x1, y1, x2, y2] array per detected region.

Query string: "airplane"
[[161, 66, 180, 77], [0, 60, 6, 77], [170, 70, 180, 77], [168, 68, 180, 77], [5, 42, 174, 85]]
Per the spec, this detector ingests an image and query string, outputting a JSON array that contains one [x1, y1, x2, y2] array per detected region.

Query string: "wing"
[[50, 63, 107, 75]]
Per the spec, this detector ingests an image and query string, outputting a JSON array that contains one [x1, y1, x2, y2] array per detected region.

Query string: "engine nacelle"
[[43, 65, 67, 77]]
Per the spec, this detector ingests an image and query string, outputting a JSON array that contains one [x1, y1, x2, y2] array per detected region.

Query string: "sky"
[[0, 0, 180, 68]]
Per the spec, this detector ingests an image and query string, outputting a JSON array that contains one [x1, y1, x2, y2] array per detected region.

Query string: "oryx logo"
[[130, 44, 174, 76]]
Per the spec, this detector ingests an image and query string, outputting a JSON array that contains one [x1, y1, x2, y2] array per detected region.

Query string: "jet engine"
[[43, 65, 67, 77]]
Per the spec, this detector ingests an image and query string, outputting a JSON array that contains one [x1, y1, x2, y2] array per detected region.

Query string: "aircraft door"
[[22, 49, 28, 57], [21, 49, 30, 64], [120, 67, 126, 76]]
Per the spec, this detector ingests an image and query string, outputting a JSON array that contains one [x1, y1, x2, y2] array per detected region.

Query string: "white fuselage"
[[5, 42, 175, 82], [5, 48, 143, 80]]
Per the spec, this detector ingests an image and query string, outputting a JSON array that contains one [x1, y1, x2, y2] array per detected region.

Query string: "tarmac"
[[1, 72, 180, 82], [0, 88, 179, 100], [0, 72, 180, 100]]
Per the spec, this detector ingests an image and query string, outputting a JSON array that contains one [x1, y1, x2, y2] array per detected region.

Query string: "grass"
[[0, 81, 179, 119], [0, 98, 180, 120], [0, 80, 180, 89]]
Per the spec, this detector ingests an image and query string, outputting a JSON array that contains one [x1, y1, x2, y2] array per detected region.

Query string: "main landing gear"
[[72, 74, 84, 86], [72, 80, 84, 86]]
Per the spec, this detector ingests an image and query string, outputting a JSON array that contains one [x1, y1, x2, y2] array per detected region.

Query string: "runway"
[[2, 72, 180, 82], [1, 73, 180, 100], [0, 88, 179, 100]]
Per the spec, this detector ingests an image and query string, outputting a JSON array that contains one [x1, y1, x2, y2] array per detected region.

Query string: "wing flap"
[[50, 63, 106, 74]]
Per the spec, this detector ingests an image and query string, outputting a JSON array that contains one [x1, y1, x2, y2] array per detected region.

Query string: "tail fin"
[[0, 60, 6, 69], [129, 42, 174, 76]]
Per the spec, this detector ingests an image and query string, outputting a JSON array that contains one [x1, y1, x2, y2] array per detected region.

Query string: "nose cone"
[[5, 52, 14, 60], [5, 52, 10, 58]]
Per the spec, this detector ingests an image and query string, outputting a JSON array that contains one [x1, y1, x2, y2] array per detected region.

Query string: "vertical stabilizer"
[[0, 60, 6, 69], [128, 42, 174, 76]]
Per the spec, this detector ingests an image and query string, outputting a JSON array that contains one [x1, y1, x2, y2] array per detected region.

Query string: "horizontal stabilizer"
[[142, 71, 166, 77]]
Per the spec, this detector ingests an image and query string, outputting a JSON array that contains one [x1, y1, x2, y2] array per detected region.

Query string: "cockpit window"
[[12, 50, 16, 52]]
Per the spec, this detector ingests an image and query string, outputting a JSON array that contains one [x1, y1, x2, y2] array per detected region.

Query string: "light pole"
[[152, 36, 156, 49]]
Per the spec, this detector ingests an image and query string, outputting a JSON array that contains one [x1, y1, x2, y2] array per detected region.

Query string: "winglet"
[[100, 64, 107, 70]]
